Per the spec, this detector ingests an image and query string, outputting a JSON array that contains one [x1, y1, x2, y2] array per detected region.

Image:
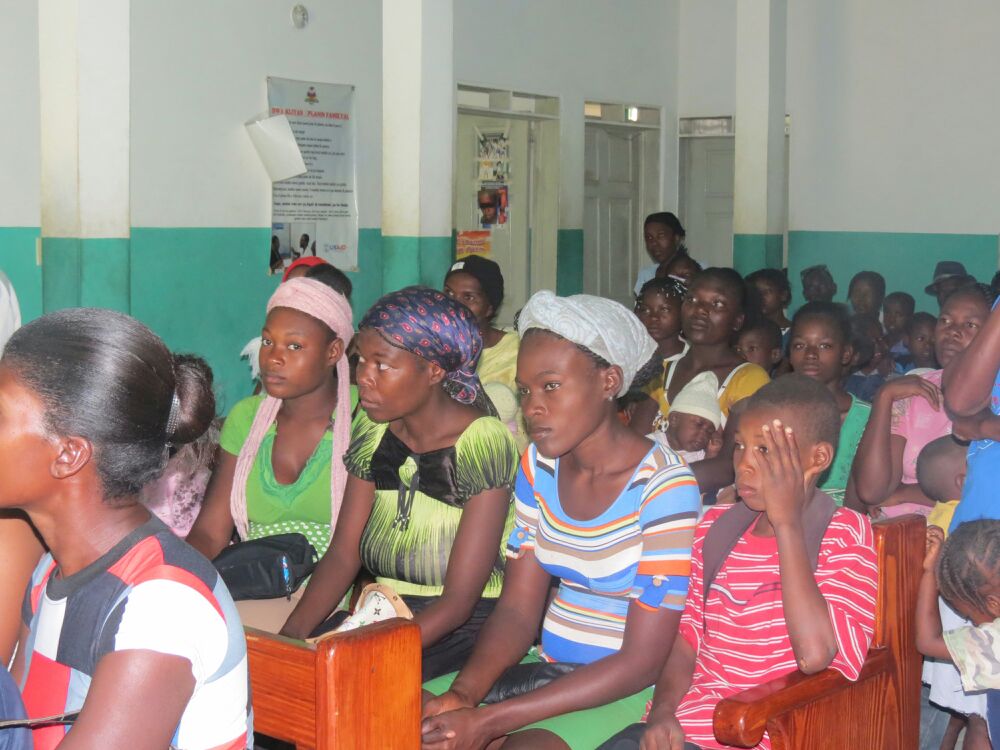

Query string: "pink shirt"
[[890, 369, 951, 485]]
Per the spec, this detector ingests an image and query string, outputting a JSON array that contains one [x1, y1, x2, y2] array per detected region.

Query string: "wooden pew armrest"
[[246, 618, 422, 750], [712, 647, 892, 748]]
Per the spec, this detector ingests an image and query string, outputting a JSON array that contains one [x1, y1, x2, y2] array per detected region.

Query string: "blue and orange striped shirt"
[[507, 443, 700, 664]]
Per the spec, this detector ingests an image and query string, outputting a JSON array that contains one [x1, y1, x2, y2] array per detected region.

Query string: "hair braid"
[[938, 520, 1000, 615]]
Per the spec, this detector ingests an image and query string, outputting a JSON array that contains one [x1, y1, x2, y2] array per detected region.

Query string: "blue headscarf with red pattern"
[[360, 286, 484, 404]]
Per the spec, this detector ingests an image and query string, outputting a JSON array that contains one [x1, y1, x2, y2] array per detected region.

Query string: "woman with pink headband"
[[187, 277, 356, 631]]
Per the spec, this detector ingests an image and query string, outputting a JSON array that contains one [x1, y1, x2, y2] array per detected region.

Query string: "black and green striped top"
[[345, 409, 518, 598]]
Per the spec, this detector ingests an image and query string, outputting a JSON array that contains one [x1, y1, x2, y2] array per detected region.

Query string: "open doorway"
[[583, 102, 660, 307]]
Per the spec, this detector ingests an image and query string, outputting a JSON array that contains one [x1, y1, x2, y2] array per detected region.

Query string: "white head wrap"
[[518, 290, 657, 396], [669, 371, 722, 429]]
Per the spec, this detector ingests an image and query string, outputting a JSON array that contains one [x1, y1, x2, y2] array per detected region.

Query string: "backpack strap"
[[701, 490, 838, 613]]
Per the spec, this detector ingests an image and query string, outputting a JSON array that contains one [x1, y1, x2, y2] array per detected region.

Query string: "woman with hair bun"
[[0, 308, 249, 750]]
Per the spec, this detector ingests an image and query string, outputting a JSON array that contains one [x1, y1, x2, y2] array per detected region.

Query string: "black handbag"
[[212, 533, 317, 601], [481, 661, 580, 704]]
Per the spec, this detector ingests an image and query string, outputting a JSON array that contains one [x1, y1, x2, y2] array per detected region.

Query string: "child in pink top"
[[140, 419, 220, 537], [891, 369, 951, 485]]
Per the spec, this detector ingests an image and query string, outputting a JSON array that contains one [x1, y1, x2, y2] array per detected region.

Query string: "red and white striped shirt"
[[673, 505, 878, 750]]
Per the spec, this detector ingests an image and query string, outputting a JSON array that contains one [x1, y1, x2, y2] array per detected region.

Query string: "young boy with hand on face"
[[599, 376, 879, 750]]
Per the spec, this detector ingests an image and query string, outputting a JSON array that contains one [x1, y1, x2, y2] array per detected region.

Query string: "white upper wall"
[[454, 0, 681, 228], [130, 0, 382, 228], [131, 0, 681, 231], [677, 0, 735, 118], [788, 0, 1000, 234], [678, 0, 1000, 236], [0, 1, 40, 227]]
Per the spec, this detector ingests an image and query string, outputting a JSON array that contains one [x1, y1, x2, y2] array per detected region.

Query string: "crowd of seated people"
[[2, 219, 1000, 750]]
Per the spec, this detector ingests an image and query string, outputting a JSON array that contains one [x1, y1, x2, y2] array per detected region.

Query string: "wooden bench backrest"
[[712, 513, 925, 750], [871, 514, 924, 749], [246, 619, 421, 750]]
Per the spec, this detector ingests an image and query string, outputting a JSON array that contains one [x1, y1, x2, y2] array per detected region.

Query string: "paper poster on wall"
[[267, 77, 358, 272], [476, 128, 510, 182], [456, 230, 492, 260]]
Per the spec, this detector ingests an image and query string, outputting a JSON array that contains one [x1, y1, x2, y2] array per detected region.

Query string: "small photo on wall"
[[270, 223, 291, 272], [289, 222, 318, 260], [477, 187, 508, 227]]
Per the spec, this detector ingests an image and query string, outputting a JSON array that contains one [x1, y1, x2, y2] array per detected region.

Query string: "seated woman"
[[187, 277, 355, 633], [420, 290, 701, 749], [444, 255, 526, 449], [3, 309, 248, 750], [632, 268, 770, 493], [852, 285, 992, 517], [280, 287, 519, 681], [787, 302, 870, 507]]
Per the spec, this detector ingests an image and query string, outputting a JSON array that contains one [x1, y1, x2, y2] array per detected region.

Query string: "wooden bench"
[[246, 619, 421, 749], [713, 514, 924, 750]]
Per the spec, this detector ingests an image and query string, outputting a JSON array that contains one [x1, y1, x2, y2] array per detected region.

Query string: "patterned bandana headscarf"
[[518, 290, 657, 397], [231, 278, 354, 540], [360, 286, 484, 404]]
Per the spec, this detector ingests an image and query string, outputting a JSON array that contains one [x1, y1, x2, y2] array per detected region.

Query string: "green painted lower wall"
[[20, 225, 990, 410], [0, 227, 42, 321], [131, 227, 385, 413], [787, 231, 998, 313], [3, 227, 385, 413], [381, 234, 454, 292], [733, 233, 783, 276], [81, 239, 130, 311], [556, 229, 584, 296]]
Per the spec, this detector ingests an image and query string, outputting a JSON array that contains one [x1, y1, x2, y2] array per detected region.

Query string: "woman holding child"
[[852, 285, 992, 516], [632, 268, 770, 493], [420, 290, 701, 749]]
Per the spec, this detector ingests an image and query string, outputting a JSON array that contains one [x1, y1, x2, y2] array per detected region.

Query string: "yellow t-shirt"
[[477, 330, 527, 451], [477, 329, 520, 393], [927, 500, 960, 537], [648, 359, 770, 431]]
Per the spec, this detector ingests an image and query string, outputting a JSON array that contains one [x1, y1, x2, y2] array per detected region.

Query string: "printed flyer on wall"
[[267, 77, 358, 272]]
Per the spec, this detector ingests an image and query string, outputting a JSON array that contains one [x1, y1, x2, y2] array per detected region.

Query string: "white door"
[[583, 125, 645, 307], [679, 137, 735, 270], [454, 115, 531, 327]]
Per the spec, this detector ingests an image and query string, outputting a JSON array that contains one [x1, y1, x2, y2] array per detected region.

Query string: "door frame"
[[455, 85, 561, 302], [678, 116, 790, 267], [583, 101, 661, 300]]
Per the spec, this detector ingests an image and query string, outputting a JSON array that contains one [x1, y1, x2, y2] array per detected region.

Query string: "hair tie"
[[165, 391, 181, 443]]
